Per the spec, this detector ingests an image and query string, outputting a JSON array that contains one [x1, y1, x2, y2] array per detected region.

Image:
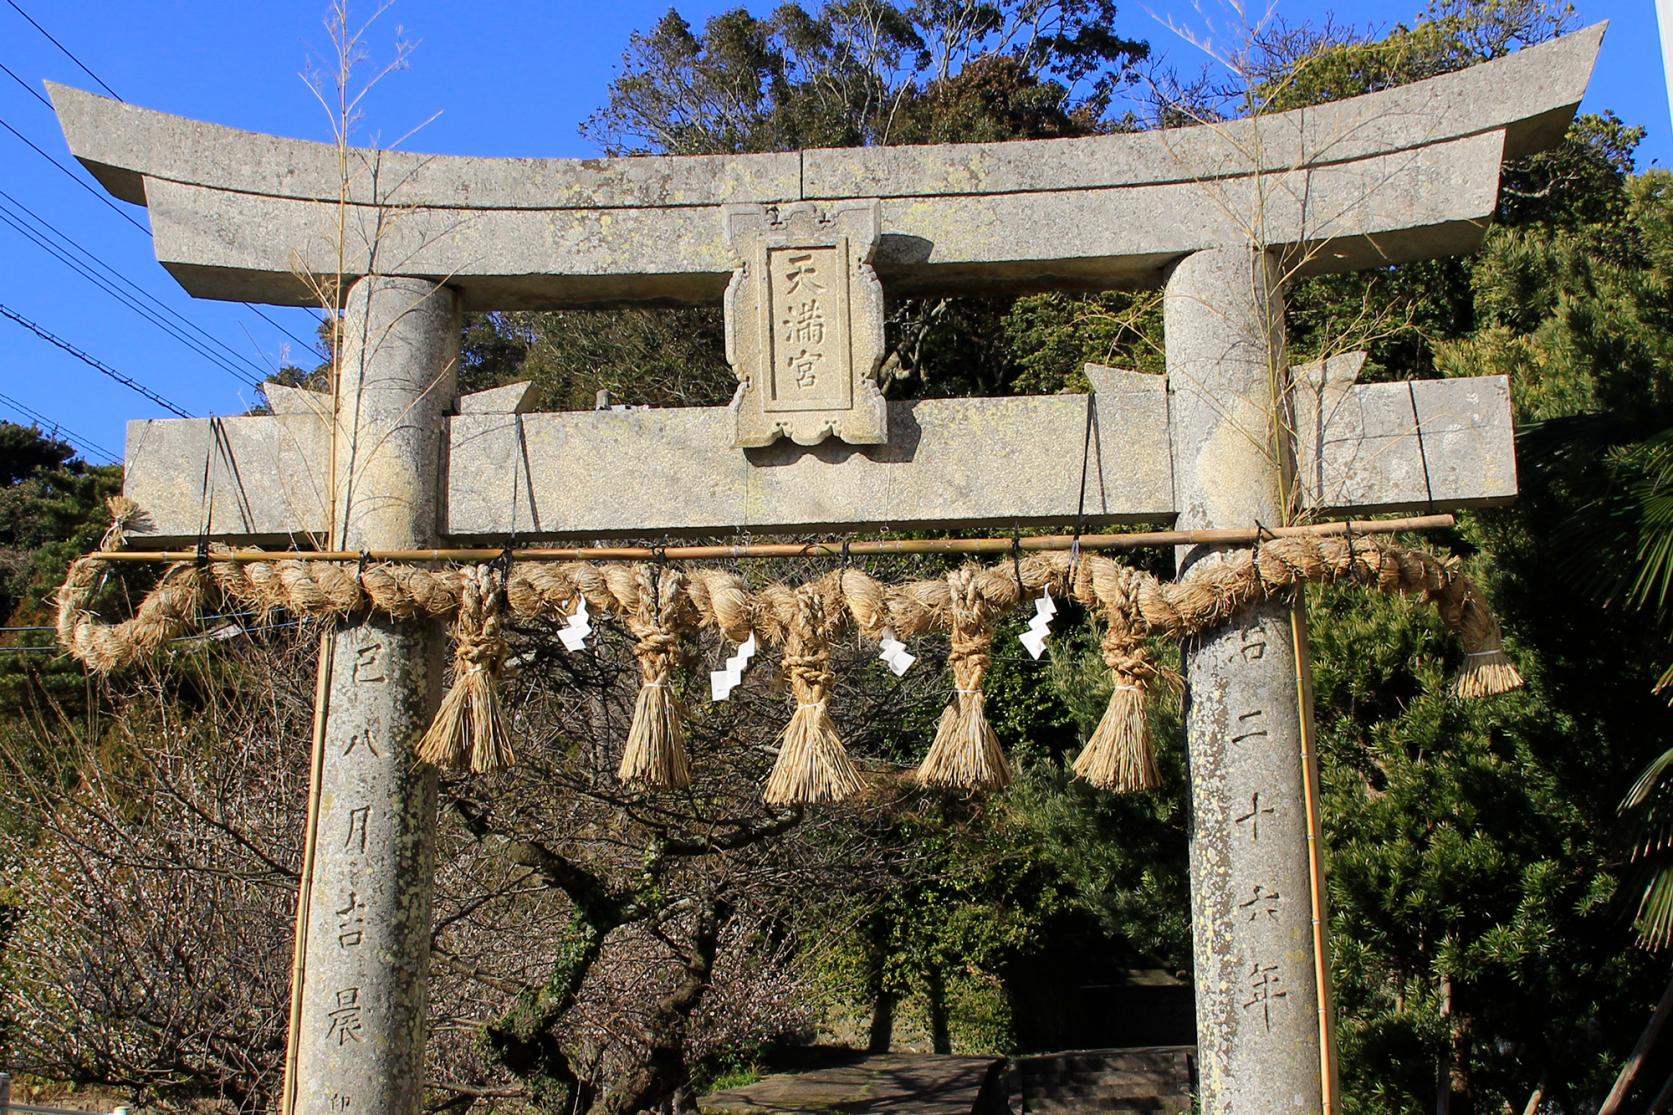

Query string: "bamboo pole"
[[95, 513, 1454, 564], [1292, 604, 1340, 1112]]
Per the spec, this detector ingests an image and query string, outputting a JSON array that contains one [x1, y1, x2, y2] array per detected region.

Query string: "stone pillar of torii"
[[48, 24, 1601, 1113]]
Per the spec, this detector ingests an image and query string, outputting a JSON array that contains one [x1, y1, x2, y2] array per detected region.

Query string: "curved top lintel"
[[49, 23, 1604, 214]]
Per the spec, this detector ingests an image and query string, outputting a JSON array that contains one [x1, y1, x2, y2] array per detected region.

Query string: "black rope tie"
[[195, 416, 217, 566], [1011, 534, 1025, 596], [651, 545, 667, 614], [1069, 393, 1094, 583]]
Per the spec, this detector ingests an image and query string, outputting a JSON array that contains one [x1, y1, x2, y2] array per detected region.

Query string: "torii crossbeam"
[[49, 24, 1602, 1115]]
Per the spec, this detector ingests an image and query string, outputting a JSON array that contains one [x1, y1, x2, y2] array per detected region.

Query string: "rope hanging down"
[[57, 498, 1523, 804]]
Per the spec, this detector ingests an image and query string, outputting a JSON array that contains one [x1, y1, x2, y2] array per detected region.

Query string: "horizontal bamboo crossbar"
[[95, 514, 1454, 564]]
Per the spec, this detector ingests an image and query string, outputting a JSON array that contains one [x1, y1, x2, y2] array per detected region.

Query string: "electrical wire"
[[0, 189, 269, 388], [0, 302, 194, 418], [0, 388, 117, 462], [3, 0, 120, 100], [0, 106, 324, 360], [0, 55, 50, 108]]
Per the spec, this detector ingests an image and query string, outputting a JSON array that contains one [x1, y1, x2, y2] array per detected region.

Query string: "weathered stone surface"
[[802, 23, 1602, 198], [49, 23, 1597, 209], [1292, 354, 1516, 514], [48, 82, 801, 210], [119, 363, 1518, 544], [132, 132, 1504, 308], [49, 25, 1602, 309], [123, 412, 330, 542], [726, 201, 888, 447], [456, 381, 536, 414], [288, 276, 458, 1115], [447, 367, 1172, 538], [1166, 246, 1323, 1113]]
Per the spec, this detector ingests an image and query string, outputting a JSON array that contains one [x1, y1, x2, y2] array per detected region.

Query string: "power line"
[[0, 302, 194, 418], [0, 187, 268, 388], [0, 204, 262, 389], [3, 0, 120, 100], [0, 77, 326, 362], [0, 388, 118, 462], [0, 108, 147, 231], [0, 56, 50, 109], [0, 110, 325, 362]]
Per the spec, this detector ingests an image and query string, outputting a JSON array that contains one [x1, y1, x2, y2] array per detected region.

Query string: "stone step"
[[1011, 1046, 1193, 1115], [1023, 1098, 1171, 1115], [1020, 1080, 1180, 1101]]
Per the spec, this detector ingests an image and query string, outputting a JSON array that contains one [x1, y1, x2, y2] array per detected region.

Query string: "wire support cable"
[[0, 301, 194, 418], [0, 387, 117, 462]]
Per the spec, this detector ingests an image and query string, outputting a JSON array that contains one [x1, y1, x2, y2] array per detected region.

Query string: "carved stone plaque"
[[724, 201, 887, 447]]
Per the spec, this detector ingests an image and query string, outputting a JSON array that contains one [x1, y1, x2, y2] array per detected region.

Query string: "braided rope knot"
[[55, 530, 1523, 796]]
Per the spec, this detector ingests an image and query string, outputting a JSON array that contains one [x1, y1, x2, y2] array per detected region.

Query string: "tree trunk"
[[865, 911, 895, 1053], [1601, 966, 1673, 1115], [602, 900, 731, 1115], [926, 963, 952, 1055], [1437, 973, 1452, 1115]]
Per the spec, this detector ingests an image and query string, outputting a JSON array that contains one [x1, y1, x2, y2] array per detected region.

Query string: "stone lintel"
[[1292, 356, 1516, 514], [135, 133, 1504, 309], [121, 370, 1516, 545], [124, 412, 331, 543], [49, 25, 1599, 210]]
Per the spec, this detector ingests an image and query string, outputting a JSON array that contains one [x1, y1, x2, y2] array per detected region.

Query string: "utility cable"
[[0, 302, 194, 418], [4, 0, 326, 358], [0, 56, 50, 108], [3, 0, 120, 100], [0, 388, 117, 462], [0, 106, 324, 359], [0, 206, 265, 390], [0, 188, 268, 387]]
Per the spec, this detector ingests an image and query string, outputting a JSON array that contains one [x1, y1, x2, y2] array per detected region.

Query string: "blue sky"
[[0, 0, 1664, 461]]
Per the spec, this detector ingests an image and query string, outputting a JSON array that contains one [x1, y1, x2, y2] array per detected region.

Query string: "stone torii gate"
[[50, 24, 1601, 1115]]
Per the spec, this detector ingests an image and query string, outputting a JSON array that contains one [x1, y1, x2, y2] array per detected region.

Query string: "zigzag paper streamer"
[[558, 597, 592, 653], [878, 628, 916, 676], [1019, 588, 1056, 660], [709, 632, 758, 700]]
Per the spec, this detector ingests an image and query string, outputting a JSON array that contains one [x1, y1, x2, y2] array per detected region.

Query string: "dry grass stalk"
[[1073, 683, 1159, 792], [620, 682, 691, 790], [1434, 573, 1524, 699], [918, 692, 1010, 791], [763, 579, 861, 804], [765, 697, 861, 805]]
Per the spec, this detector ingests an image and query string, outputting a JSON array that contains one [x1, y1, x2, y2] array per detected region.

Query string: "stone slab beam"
[[120, 368, 1515, 545], [1292, 354, 1516, 514], [48, 24, 1602, 310]]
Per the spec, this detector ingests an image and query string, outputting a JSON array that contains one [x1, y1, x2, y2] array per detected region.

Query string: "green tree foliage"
[[466, 0, 1150, 411], [0, 423, 121, 710]]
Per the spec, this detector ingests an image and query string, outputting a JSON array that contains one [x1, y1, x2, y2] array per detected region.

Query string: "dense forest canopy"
[[5, 2, 1673, 1113]]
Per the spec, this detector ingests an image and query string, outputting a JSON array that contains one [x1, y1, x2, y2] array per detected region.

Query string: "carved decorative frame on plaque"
[[725, 201, 888, 447]]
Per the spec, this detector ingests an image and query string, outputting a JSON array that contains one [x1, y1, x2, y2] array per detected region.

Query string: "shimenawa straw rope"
[[56, 505, 1522, 804]]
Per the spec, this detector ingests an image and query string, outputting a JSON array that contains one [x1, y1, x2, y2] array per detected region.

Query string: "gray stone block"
[[48, 25, 1601, 309], [1292, 356, 1516, 514]]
